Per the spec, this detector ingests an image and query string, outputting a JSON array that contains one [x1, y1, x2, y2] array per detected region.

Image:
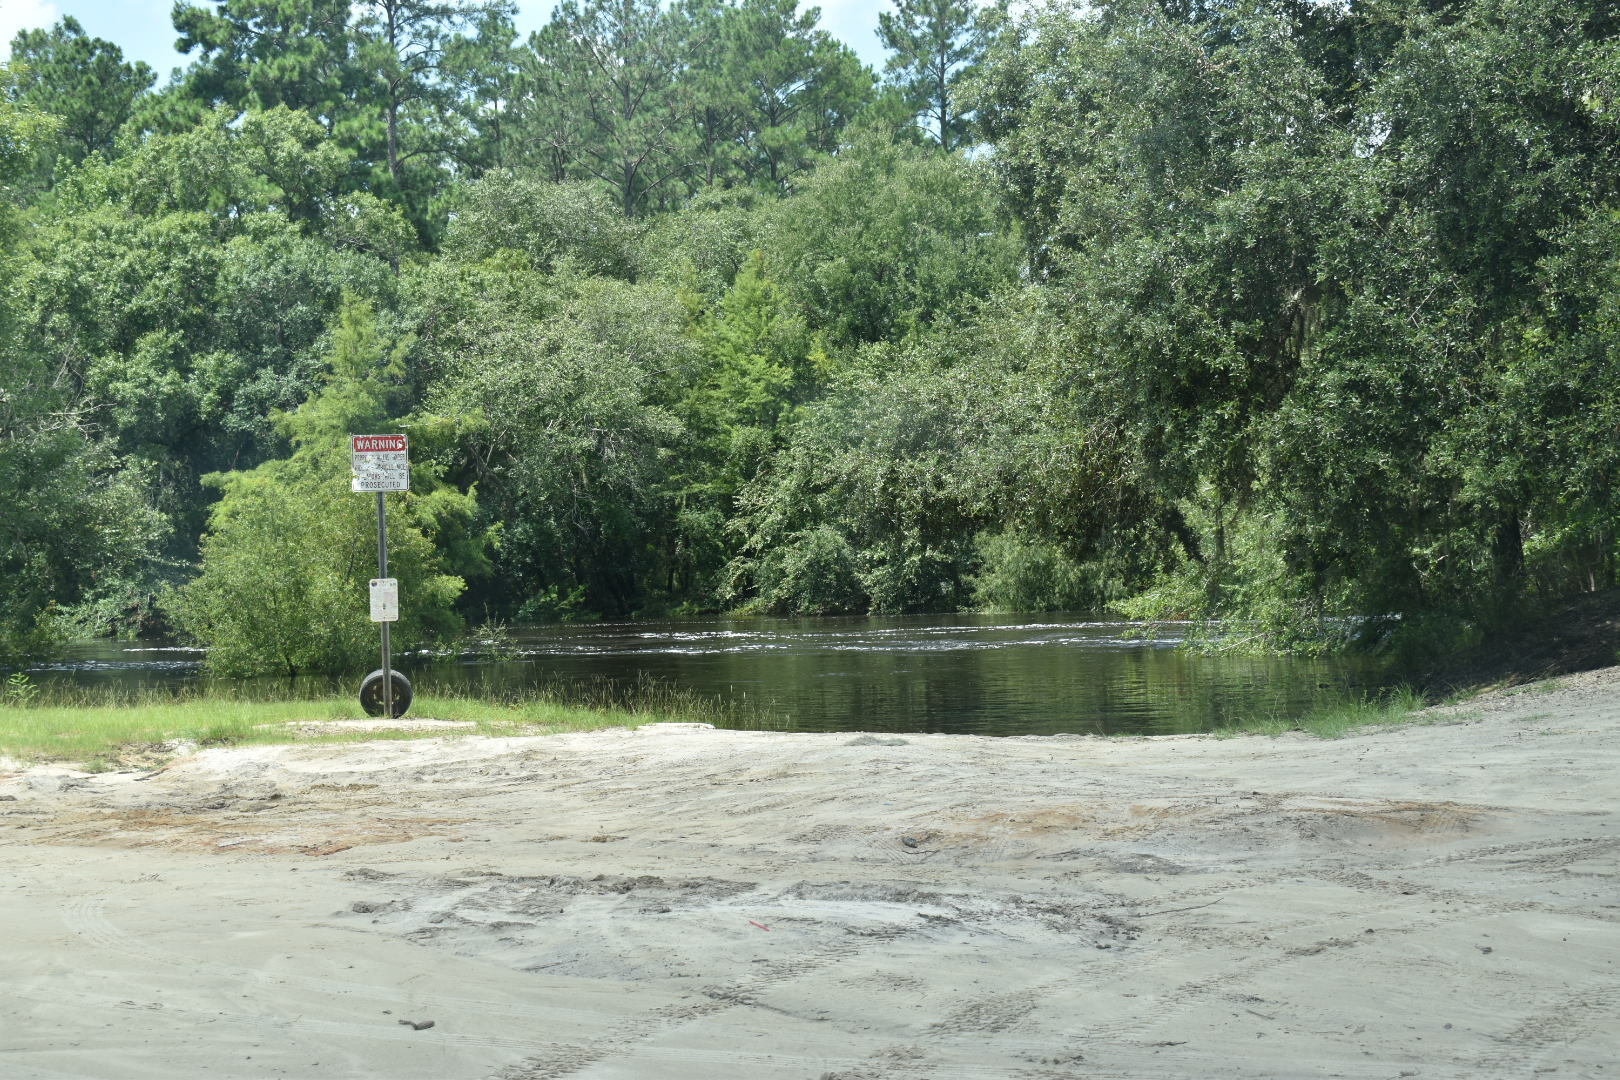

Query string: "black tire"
[[359, 669, 413, 718]]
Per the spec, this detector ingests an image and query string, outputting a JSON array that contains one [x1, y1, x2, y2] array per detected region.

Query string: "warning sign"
[[351, 434, 409, 492]]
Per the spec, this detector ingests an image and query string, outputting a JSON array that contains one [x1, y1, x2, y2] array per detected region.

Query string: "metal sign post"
[[376, 494, 392, 718], [353, 435, 409, 717]]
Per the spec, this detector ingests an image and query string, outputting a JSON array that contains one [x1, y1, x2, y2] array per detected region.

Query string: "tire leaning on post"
[[359, 669, 413, 719]]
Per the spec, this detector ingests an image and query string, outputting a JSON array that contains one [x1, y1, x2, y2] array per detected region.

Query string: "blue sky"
[[1, 1, 897, 82]]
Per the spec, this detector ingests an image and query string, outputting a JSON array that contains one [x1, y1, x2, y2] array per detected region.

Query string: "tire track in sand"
[[1468, 979, 1620, 1078], [491, 922, 928, 1079]]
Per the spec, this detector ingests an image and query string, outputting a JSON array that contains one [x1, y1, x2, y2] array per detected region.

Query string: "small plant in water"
[[4, 672, 40, 705], [461, 618, 524, 662]]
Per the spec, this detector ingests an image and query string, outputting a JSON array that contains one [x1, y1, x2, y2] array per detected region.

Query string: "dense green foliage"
[[4, 0, 1620, 671], [170, 297, 481, 674]]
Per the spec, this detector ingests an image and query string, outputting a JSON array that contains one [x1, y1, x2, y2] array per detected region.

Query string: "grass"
[[0, 679, 757, 770], [1214, 685, 1438, 739]]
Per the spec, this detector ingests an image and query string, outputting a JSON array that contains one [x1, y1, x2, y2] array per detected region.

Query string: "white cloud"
[[0, 0, 60, 57]]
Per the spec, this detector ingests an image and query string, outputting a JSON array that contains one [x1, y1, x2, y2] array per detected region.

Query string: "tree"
[[171, 0, 508, 235], [728, 291, 1169, 616], [427, 271, 692, 617], [0, 70, 57, 211], [6, 17, 155, 184], [516, 0, 693, 217], [444, 172, 639, 277], [762, 128, 1020, 346], [0, 390, 168, 657], [0, 91, 165, 656], [172, 297, 480, 675], [676, 0, 748, 188], [877, 0, 996, 150], [438, 5, 523, 174], [968, 0, 1620, 649], [15, 106, 405, 580], [665, 251, 813, 597], [349, 0, 515, 229], [686, 0, 874, 192], [172, 0, 357, 123]]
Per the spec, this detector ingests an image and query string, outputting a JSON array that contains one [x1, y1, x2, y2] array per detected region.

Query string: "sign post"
[[352, 435, 409, 717]]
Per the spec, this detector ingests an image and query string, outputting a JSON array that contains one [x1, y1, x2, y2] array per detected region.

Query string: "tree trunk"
[[1494, 509, 1524, 588], [385, 3, 401, 183]]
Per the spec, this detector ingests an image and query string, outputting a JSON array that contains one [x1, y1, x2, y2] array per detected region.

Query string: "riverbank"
[[0, 694, 686, 770], [2, 669, 1616, 1079], [28, 615, 1375, 736]]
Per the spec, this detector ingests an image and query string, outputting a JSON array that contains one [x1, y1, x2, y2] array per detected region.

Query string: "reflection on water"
[[28, 614, 1382, 737]]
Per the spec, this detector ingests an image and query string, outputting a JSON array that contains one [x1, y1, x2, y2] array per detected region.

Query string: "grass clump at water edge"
[[1214, 685, 1436, 739], [0, 677, 756, 770]]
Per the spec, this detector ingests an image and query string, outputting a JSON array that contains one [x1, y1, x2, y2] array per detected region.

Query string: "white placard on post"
[[352, 434, 410, 492], [370, 578, 400, 623]]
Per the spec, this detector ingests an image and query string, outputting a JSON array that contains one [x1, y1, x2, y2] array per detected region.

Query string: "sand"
[[1, 670, 1617, 1080]]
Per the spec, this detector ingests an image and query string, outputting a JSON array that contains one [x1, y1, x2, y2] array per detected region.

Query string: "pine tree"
[[877, 0, 997, 150]]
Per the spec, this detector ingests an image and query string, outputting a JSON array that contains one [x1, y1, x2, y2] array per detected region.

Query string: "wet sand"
[[2, 670, 1617, 1079]]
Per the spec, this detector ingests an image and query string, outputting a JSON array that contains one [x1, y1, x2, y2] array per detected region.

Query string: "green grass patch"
[[417, 692, 721, 738], [0, 697, 352, 767], [1215, 685, 1436, 739], [0, 686, 730, 770]]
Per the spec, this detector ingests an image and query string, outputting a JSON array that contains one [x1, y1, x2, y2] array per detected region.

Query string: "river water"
[[27, 615, 1383, 737]]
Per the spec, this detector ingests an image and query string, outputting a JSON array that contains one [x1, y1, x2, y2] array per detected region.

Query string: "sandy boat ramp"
[[2, 670, 1617, 1079]]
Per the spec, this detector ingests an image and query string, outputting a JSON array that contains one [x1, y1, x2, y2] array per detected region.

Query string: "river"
[[25, 615, 1383, 737]]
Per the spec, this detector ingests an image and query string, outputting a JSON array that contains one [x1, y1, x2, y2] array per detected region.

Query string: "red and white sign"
[[353, 434, 407, 453], [351, 433, 410, 492]]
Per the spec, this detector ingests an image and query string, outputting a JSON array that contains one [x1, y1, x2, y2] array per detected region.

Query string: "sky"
[[0, 0, 898, 82]]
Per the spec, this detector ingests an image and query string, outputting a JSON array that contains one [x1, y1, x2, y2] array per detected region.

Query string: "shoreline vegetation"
[[9, 580, 1618, 769], [0, 680, 1457, 772], [0, 682, 773, 771], [0, 696, 641, 771]]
